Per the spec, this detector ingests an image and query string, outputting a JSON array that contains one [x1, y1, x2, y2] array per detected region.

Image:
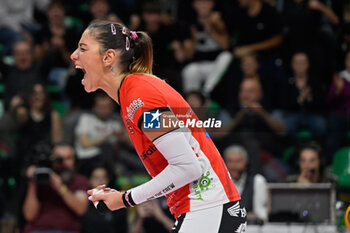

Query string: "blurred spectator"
[[130, 198, 174, 233], [281, 52, 326, 139], [88, 0, 123, 24], [136, 1, 192, 93], [230, 0, 283, 58], [15, 83, 62, 167], [81, 165, 128, 233], [74, 91, 121, 176], [281, 0, 339, 84], [217, 0, 285, 110], [222, 78, 286, 159], [0, 0, 51, 57], [181, 0, 232, 96], [286, 141, 335, 183], [114, 126, 146, 174], [1, 41, 44, 110], [326, 50, 350, 161], [22, 143, 89, 233], [224, 145, 268, 223], [34, 0, 82, 91]]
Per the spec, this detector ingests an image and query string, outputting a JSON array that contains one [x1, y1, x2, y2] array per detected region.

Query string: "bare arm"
[[78, 133, 110, 148], [23, 166, 40, 222], [51, 111, 63, 144], [309, 0, 339, 25], [23, 182, 41, 221], [51, 172, 89, 216], [234, 34, 283, 57]]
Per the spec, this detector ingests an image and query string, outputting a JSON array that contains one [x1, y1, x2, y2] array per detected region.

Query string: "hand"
[[248, 102, 264, 114], [10, 96, 23, 110], [50, 172, 63, 191], [26, 165, 36, 180], [137, 202, 152, 219], [234, 46, 253, 58], [88, 185, 125, 211], [333, 74, 344, 93], [308, 0, 323, 11], [297, 170, 312, 183], [299, 86, 311, 102]]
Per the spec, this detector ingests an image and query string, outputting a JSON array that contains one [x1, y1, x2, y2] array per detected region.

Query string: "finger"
[[87, 189, 94, 195], [96, 184, 106, 190], [88, 192, 106, 202]]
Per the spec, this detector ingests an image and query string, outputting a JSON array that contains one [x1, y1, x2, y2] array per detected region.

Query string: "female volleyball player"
[[70, 20, 246, 233]]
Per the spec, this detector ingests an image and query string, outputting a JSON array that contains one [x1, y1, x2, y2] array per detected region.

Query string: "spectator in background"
[[282, 0, 339, 85], [22, 143, 89, 233], [0, 0, 51, 57], [15, 83, 62, 167], [286, 141, 334, 183], [230, 0, 283, 58], [130, 198, 174, 233], [74, 91, 121, 176], [181, 0, 232, 96], [136, 1, 192, 93], [219, 0, 285, 111], [281, 52, 326, 140], [326, 50, 350, 162], [223, 78, 286, 159], [227, 54, 277, 109], [1, 41, 44, 110], [34, 0, 82, 92], [81, 165, 128, 233], [224, 145, 268, 223], [88, 0, 123, 24]]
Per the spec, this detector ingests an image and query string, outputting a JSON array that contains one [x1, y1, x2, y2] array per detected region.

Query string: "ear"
[[102, 49, 117, 67]]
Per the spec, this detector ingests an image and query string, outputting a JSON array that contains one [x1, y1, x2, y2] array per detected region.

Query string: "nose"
[[70, 49, 78, 61]]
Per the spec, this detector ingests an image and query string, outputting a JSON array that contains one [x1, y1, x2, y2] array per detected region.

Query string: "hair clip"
[[130, 31, 138, 41], [125, 37, 130, 51], [110, 24, 117, 35], [122, 26, 127, 35]]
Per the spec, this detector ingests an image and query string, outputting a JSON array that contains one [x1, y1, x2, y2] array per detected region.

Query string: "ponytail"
[[129, 31, 153, 74]]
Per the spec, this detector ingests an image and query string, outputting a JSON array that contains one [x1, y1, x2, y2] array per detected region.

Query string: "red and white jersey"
[[119, 73, 240, 218]]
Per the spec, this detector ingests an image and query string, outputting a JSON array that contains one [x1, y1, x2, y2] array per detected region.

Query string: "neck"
[[295, 73, 307, 79], [99, 71, 127, 104]]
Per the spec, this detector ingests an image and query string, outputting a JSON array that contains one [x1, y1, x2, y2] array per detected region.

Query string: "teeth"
[[75, 64, 83, 69]]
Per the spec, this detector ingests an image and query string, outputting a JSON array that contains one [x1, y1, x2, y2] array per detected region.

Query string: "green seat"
[[52, 101, 67, 119], [332, 147, 350, 189]]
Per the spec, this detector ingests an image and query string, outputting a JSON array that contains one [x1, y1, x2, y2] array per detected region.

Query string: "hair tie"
[[130, 31, 138, 41], [110, 24, 117, 35]]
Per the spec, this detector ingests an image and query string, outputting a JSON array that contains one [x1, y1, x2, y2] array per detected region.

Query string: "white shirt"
[[74, 113, 121, 159], [233, 172, 268, 221]]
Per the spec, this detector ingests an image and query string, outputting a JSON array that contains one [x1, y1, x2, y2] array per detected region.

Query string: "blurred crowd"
[[0, 0, 350, 232]]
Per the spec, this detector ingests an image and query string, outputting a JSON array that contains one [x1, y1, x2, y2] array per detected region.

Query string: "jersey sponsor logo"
[[126, 98, 144, 122], [192, 171, 215, 200], [140, 145, 157, 160], [143, 110, 161, 129], [227, 202, 247, 218]]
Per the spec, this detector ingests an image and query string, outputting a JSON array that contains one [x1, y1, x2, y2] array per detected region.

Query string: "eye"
[[80, 47, 86, 52]]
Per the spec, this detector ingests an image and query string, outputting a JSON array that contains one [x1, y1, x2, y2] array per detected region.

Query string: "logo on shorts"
[[227, 202, 247, 218], [143, 110, 161, 129]]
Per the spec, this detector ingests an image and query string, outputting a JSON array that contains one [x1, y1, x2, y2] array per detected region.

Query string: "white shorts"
[[172, 201, 247, 233]]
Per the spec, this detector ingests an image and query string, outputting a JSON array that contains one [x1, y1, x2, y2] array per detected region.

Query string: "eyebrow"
[[79, 43, 87, 47]]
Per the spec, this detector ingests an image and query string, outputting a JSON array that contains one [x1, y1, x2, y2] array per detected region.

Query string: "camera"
[[30, 143, 63, 185]]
